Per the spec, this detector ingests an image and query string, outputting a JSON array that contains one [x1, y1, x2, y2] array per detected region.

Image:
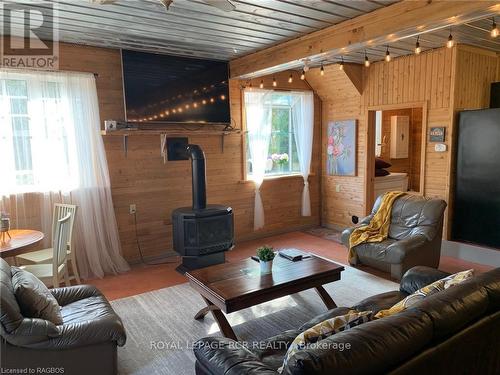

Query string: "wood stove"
[[167, 138, 234, 273]]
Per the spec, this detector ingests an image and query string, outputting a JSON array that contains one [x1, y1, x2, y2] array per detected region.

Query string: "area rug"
[[111, 265, 398, 375], [304, 226, 343, 244]]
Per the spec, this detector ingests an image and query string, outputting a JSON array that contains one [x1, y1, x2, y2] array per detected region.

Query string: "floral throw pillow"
[[375, 269, 474, 319], [278, 310, 373, 373]]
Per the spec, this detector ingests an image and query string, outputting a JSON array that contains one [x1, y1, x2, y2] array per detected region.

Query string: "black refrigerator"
[[451, 108, 500, 249]]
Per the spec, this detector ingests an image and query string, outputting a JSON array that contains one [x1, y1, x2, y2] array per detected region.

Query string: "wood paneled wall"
[[306, 45, 499, 237], [306, 65, 364, 226], [57, 44, 322, 262]]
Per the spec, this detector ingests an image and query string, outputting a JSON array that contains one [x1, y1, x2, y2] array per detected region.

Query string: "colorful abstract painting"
[[327, 120, 357, 176]]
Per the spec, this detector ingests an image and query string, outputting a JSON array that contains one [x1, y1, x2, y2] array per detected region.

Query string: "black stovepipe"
[[185, 144, 207, 210]]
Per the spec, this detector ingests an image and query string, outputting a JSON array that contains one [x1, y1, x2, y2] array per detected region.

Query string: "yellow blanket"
[[348, 191, 406, 264]]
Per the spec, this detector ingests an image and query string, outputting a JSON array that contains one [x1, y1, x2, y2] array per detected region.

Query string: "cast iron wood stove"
[[167, 138, 234, 273]]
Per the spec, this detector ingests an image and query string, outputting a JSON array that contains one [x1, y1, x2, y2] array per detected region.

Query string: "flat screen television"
[[122, 50, 230, 124]]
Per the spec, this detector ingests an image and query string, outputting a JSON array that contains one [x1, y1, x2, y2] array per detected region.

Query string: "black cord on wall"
[[133, 211, 178, 265]]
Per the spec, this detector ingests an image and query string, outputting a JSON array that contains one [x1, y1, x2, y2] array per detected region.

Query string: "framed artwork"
[[429, 127, 446, 142], [327, 119, 357, 176]]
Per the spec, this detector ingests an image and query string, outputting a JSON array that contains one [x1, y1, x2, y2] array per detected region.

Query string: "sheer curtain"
[[0, 69, 129, 279], [244, 89, 272, 230], [291, 91, 314, 216]]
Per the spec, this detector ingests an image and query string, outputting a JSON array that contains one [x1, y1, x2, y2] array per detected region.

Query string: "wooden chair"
[[16, 204, 80, 285], [20, 211, 74, 287]]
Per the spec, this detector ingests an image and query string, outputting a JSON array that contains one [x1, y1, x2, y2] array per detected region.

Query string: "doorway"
[[365, 102, 428, 213]]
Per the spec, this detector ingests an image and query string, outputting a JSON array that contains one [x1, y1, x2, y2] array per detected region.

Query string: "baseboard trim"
[[441, 240, 500, 267], [127, 251, 179, 265], [322, 222, 348, 232], [237, 223, 319, 243]]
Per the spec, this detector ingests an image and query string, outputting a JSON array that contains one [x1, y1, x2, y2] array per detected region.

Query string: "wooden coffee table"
[[186, 252, 344, 340]]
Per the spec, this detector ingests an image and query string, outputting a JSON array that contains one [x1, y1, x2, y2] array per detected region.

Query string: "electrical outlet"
[[335, 184, 341, 193], [129, 204, 136, 215]]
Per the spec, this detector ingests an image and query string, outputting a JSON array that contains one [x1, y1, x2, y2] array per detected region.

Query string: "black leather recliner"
[[0, 258, 126, 375], [194, 266, 500, 374]]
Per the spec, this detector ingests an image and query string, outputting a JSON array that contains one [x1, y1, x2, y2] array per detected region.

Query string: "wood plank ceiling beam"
[[230, 0, 500, 78]]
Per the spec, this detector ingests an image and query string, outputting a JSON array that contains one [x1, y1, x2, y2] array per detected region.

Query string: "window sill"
[[239, 173, 315, 184]]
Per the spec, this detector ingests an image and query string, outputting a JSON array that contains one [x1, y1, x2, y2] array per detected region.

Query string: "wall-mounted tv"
[[122, 50, 230, 124]]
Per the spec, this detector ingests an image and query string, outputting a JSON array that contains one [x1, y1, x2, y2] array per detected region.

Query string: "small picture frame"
[[429, 127, 446, 142]]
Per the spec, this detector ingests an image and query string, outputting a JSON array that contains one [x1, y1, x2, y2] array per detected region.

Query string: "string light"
[[385, 46, 391, 62], [491, 17, 499, 38], [202, 100, 207, 105], [259, 79, 264, 88], [220, 94, 226, 100], [288, 73, 293, 83], [193, 102, 198, 108], [339, 57, 344, 71], [446, 28, 454, 48], [320, 63, 325, 76], [210, 97, 215, 103], [415, 36, 421, 55], [364, 51, 370, 67], [272, 77, 277, 87], [300, 70, 305, 80]]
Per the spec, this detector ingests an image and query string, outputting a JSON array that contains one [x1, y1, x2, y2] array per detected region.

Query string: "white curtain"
[[244, 89, 272, 230], [0, 69, 129, 279], [291, 91, 314, 216]]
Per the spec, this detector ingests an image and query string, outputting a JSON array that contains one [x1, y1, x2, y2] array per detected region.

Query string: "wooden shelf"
[[101, 128, 240, 136]]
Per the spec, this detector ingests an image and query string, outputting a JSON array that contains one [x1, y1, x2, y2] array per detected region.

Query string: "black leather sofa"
[[0, 258, 126, 375], [194, 266, 500, 374]]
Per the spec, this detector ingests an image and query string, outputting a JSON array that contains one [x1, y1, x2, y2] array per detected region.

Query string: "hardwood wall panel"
[[58, 47, 322, 262], [306, 65, 364, 226], [307, 47, 452, 233], [307, 45, 497, 237]]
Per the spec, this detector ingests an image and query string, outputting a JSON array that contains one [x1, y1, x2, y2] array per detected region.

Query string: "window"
[[245, 93, 301, 177], [0, 71, 80, 194]]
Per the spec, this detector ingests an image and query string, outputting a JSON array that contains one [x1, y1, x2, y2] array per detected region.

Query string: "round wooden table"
[[0, 229, 45, 258]]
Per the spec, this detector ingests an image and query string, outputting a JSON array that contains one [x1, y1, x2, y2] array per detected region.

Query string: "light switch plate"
[[434, 143, 447, 152]]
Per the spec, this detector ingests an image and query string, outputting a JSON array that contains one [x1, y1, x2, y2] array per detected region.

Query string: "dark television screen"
[[122, 50, 230, 124]]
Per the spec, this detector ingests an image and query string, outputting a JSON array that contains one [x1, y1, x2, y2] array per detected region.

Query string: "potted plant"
[[256, 245, 275, 274]]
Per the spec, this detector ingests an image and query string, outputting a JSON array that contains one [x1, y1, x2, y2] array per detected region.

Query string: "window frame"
[[242, 91, 304, 181], [0, 74, 80, 195]]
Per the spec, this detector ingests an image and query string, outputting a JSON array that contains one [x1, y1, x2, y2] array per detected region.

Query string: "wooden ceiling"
[[3, 0, 499, 75], [346, 17, 500, 65], [3, 0, 397, 61]]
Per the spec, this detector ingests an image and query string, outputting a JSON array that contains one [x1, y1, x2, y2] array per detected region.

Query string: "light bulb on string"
[[491, 18, 499, 38], [415, 36, 421, 54], [446, 28, 454, 48], [385, 46, 391, 62]]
